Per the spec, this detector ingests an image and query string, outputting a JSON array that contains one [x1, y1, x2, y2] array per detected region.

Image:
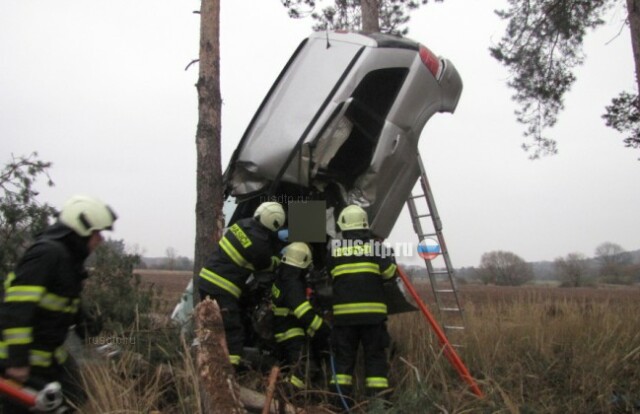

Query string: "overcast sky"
[[1, 0, 638, 267]]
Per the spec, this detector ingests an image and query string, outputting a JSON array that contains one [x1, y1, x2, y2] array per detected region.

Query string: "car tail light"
[[419, 45, 443, 80]]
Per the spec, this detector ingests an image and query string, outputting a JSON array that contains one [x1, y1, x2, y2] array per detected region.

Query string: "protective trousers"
[[276, 336, 308, 390], [330, 323, 390, 399]]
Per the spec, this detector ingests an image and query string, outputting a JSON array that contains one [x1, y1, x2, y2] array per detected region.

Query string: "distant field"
[[136, 268, 640, 307], [136, 269, 192, 310]]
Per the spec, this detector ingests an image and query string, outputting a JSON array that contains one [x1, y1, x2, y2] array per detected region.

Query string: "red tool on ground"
[[397, 265, 483, 397], [0, 376, 67, 412]]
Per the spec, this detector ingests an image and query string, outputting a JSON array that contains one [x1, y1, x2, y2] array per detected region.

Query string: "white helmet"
[[281, 242, 312, 269], [254, 202, 285, 232], [59, 195, 117, 237], [337, 205, 369, 231]]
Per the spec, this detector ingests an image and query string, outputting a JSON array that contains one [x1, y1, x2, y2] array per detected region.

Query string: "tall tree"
[[282, 0, 440, 35], [194, 0, 224, 297], [554, 252, 590, 287], [491, 0, 640, 158], [361, 0, 380, 32], [478, 250, 534, 286], [594, 241, 632, 282]]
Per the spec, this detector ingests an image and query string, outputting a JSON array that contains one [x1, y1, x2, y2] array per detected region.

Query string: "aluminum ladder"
[[405, 152, 466, 347]]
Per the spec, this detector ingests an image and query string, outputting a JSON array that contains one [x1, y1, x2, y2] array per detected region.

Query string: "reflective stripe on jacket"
[[0, 224, 88, 368], [198, 217, 281, 299], [271, 264, 326, 341], [327, 232, 397, 326]]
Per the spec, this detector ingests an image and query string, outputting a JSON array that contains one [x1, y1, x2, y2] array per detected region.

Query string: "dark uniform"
[[271, 262, 330, 389], [326, 230, 397, 398], [0, 223, 91, 413], [198, 217, 281, 366]]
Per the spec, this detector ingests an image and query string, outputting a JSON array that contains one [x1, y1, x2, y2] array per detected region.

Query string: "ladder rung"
[[430, 270, 450, 275], [418, 232, 437, 239], [409, 194, 425, 200], [414, 213, 431, 219], [440, 307, 461, 312], [444, 325, 465, 330], [435, 289, 455, 293]]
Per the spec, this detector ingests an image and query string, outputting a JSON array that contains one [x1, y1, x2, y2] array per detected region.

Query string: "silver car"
[[224, 30, 462, 238]]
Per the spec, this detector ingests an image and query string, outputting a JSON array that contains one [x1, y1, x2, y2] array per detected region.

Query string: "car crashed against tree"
[[173, 30, 463, 351]]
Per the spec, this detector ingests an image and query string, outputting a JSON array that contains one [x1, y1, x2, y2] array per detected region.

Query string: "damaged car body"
[[224, 31, 462, 238]]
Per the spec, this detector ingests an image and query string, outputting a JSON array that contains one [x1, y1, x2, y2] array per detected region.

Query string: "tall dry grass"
[[387, 287, 640, 413], [74, 287, 640, 413], [76, 333, 201, 414]]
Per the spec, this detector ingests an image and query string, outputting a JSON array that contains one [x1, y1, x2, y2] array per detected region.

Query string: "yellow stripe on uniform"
[[289, 375, 305, 389], [39, 293, 69, 312], [3, 272, 16, 293], [366, 376, 389, 388], [228, 224, 252, 248], [274, 328, 304, 343], [2, 327, 33, 345], [220, 237, 255, 271], [330, 374, 353, 386], [333, 302, 387, 315], [272, 306, 290, 317], [330, 262, 380, 277], [293, 301, 312, 319], [381, 263, 397, 279], [30, 350, 53, 367], [306, 315, 323, 336], [4, 285, 46, 303], [199, 268, 242, 298]]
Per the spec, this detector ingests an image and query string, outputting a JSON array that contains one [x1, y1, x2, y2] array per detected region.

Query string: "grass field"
[[85, 270, 640, 413]]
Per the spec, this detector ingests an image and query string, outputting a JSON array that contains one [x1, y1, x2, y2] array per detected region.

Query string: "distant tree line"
[[137, 249, 194, 271], [406, 242, 640, 287]]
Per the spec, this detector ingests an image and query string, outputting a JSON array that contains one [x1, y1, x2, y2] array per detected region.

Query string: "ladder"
[[405, 153, 466, 346]]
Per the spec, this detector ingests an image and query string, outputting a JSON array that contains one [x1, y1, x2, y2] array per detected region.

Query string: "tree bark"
[[628, 0, 640, 95], [361, 0, 380, 33], [194, 298, 246, 414], [194, 0, 225, 300]]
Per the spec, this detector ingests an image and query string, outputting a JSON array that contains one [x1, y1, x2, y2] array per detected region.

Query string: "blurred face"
[[88, 231, 104, 253]]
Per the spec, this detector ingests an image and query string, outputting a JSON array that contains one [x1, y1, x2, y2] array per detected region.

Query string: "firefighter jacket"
[[199, 217, 281, 299], [0, 223, 91, 369], [326, 230, 398, 326], [271, 263, 328, 344]]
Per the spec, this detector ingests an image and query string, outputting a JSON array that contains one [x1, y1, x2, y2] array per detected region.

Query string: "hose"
[[328, 343, 351, 413]]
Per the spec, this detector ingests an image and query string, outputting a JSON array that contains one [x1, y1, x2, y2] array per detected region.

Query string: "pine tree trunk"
[[194, 0, 224, 298], [361, 0, 380, 33], [194, 298, 246, 413], [628, 0, 640, 95]]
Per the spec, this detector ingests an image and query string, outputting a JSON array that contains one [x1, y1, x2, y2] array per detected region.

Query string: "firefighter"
[[327, 205, 397, 403], [0, 195, 117, 413], [271, 242, 330, 392], [198, 201, 285, 368]]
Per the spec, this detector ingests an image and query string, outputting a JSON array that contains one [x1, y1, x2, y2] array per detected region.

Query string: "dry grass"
[[387, 284, 640, 413], [77, 336, 200, 414], [79, 274, 640, 413]]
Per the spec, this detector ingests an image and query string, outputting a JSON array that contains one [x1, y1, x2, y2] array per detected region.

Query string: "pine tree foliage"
[[603, 91, 640, 150], [492, 0, 640, 158], [281, 0, 441, 35]]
